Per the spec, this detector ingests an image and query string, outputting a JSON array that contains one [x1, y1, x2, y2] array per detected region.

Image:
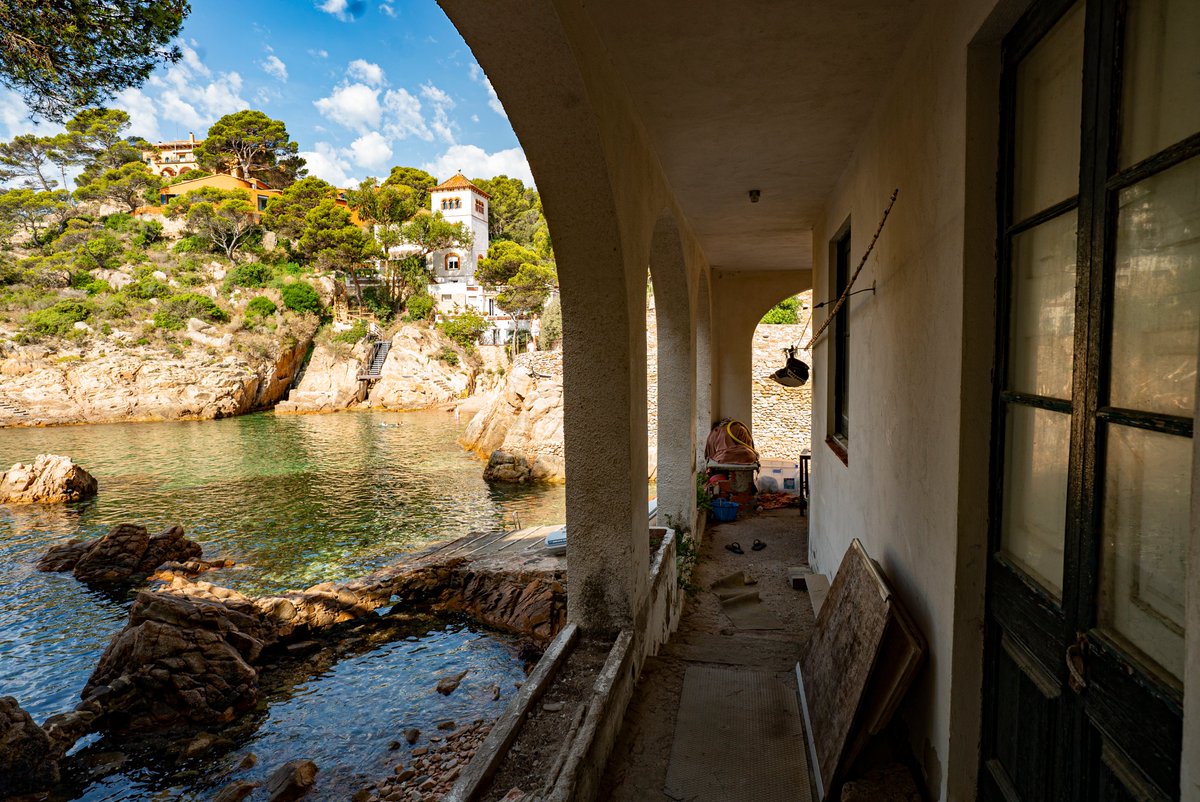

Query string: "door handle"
[[1066, 632, 1088, 694]]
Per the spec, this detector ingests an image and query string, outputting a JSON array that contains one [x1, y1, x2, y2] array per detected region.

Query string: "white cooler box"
[[757, 459, 800, 495]]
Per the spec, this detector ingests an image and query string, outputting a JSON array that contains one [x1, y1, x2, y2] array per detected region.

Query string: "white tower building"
[[428, 173, 490, 284]]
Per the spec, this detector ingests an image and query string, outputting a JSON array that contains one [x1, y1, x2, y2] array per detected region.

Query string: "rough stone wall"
[[750, 321, 812, 460]]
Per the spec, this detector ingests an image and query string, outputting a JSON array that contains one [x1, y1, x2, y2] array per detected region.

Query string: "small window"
[[446, 254, 460, 272], [475, 199, 485, 214], [257, 196, 268, 212], [828, 222, 851, 460]]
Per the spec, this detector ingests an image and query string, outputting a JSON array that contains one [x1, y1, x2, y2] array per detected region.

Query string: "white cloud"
[[420, 83, 456, 144], [347, 131, 392, 170], [139, 44, 247, 138], [114, 87, 163, 142], [262, 55, 288, 82], [382, 88, 432, 141], [299, 141, 358, 187], [469, 63, 506, 118], [423, 144, 532, 185], [314, 83, 382, 132], [317, 0, 365, 21], [347, 59, 385, 87], [309, 48, 329, 59], [380, 3, 396, 17], [0, 90, 61, 140]]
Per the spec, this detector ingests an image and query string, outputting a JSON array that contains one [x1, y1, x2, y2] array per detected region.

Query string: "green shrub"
[[540, 297, 561, 349], [84, 279, 113, 296], [154, 293, 229, 330], [102, 213, 136, 232], [246, 296, 278, 318], [132, 220, 163, 247], [280, 282, 322, 315], [276, 261, 302, 276], [173, 235, 209, 253], [127, 275, 171, 299], [25, 300, 92, 336], [436, 346, 459, 366], [331, 319, 367, 344], [438, 309, 489, 348], [404, 293, 435, 322], [152, 309, 186, 330], [69, 271, 94, 289], [224, 262, 274, 290], [761, 296, 801, 324]]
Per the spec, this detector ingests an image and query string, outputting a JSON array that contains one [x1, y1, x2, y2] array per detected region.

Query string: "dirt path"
[[598, 507, 816, 800]]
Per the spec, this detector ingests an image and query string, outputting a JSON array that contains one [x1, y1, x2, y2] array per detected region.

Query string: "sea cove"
[[0, 409, 564, 800]]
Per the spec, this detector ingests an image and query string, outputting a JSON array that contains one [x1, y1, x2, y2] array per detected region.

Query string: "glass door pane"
[[1110, 156, 1200, 417], [1098, 424, 1189, 685], [1119, 0, 1200, 168], [1002, 404, 1071, 597], [1013, 1, 1085, 220], [1010, 212, 1077, 399]]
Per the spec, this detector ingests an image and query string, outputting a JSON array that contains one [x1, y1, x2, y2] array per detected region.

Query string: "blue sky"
[[0, 0, 532, 186]]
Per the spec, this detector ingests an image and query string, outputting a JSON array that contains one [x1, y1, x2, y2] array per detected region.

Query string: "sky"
[[0, 0, 533, 187]]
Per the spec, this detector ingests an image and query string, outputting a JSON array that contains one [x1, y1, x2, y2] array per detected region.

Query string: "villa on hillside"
[[142, 134, 200, 178], [389, 171, 539, 347]]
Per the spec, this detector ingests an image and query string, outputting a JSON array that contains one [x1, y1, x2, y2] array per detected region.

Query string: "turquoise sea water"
[[0, 409, 565, 800]]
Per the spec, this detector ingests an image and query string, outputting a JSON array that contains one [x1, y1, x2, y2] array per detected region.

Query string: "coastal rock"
[[461, 354, 565, 483], [278, 324, 478, 415], [0, 454, 98, 504], [0, 696, 61, 796], [0, 318, 317, 428], [275, 339, 370, 415], [436, 670, 469, 695], [214, 780, 260, 802], [364, 326, 477, 410], [38, 523, 204, 585], [267, 759, 318, 802]]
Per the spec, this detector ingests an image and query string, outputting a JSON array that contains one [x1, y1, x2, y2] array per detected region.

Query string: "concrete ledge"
[[445, 621, 580, 802], [544, 628, 637, 802]]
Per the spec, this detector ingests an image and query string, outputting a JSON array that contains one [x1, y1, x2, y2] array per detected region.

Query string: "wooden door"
[[981, 0, 1198, 799]]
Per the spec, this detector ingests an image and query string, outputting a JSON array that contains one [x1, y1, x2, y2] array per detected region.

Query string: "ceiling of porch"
[[583, 0, 927, 272]]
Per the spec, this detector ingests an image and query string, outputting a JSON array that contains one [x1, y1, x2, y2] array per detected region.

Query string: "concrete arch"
[[711, 269, 811, 431], [648, 210, 695, 534], [438, 0, 655, 634], [695, 269, 714, 469]]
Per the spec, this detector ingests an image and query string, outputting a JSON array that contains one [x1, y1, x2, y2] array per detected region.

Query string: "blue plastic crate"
[[710, 498, 739, 522]]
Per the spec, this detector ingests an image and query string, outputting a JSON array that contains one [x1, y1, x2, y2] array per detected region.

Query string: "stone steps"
[[0, 397, 31, 419]]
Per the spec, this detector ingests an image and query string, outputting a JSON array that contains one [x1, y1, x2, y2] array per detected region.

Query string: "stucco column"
[[695, 271, 714, 468], [651, 215, 696, 534], [560, 252, 650, 635]]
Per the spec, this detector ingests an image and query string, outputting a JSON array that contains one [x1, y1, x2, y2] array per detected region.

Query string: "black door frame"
[[982, 0, 1195, 798]]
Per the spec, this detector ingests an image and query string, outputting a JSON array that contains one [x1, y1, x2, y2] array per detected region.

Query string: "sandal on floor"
[[752, 539, 767, 551], [725, 542, 744, 555]]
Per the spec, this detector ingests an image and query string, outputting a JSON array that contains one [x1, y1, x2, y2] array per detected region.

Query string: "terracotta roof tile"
[[431, 172, 490, 198]]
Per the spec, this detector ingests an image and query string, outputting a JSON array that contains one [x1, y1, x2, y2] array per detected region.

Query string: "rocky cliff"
[[277, 323, 479, 415], [459, 351, 566, 482], [0, 320, 317, 428]]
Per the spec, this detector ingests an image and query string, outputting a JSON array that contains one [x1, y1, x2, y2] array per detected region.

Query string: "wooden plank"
[[797, 539, 892, 800]]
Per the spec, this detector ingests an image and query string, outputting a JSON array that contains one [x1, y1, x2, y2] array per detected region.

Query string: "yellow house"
[[138, 173, 361, 224]]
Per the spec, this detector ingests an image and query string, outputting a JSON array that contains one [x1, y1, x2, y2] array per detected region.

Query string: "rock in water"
[[38, 523, 203, 585], [267, 759, 318, 802], [0, 696, 61, 796], [0, 454, 97, 504], [436, 670, 469, 696], [213, 779, 260, 802]]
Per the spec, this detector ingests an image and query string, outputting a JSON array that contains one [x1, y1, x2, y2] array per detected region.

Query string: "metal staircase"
[[358, 339, 391, 381]]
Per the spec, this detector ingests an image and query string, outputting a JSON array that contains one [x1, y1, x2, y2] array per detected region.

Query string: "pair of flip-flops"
[[724, 540, 767, 555]]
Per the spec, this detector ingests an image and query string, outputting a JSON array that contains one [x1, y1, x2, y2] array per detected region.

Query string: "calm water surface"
[[0, 409, 565, 800]]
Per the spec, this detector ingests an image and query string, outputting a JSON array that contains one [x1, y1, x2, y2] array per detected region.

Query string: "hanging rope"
[[804, 188, 899, 351]]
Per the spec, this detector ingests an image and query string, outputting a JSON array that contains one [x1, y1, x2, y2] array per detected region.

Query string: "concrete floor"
[[597, 508, 817, 800]]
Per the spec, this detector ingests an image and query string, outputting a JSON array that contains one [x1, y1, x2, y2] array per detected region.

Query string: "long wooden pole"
[[805, 188, 898, 351]]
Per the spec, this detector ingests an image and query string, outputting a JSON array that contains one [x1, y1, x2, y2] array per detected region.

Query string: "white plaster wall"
[[711, 269, 811, 429], [807, 0, 1012, 798], [430, 187, 489, 279]]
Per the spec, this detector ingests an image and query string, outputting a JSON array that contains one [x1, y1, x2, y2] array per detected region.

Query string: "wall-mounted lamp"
[[748, 189, 761, 203], [769, 346, 809, 387]]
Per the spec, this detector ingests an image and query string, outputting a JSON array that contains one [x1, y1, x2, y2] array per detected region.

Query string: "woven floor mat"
[[663, 664, 813, 802]]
